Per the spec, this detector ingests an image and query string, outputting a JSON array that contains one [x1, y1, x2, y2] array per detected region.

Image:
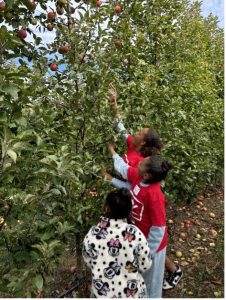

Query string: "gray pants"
[[143, 247, 166, 298]]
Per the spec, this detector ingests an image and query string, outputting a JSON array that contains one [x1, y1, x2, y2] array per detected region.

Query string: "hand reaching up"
[[109, 83, 120, 118], [108, 143, 116, 156]]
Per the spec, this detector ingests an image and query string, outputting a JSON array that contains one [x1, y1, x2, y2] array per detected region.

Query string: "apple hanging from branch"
[[50, 63, 58, 71], [96, 0, 101, 7], [47, 24, 54, 31], [0, 1, 6, 11], [114, 39, 122, 47], [18, 28, 27, 39], [114, 4, 122, 13], [47, 11, 56, 20]]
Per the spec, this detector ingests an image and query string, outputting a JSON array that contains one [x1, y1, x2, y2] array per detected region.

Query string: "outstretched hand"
[[108, 143, 116, 156], [109, 83, 119, 116], [101, 169, 113, 181]]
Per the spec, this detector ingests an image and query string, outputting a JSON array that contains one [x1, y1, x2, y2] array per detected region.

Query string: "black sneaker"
[[163, 266, 183, 290]]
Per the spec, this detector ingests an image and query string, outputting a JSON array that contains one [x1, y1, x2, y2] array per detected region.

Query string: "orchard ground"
[[48, 186, 224, 298]]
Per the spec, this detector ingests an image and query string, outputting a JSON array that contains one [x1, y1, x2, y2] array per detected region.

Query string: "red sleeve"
[[127, 167, 140, 184], [126, 135, 133, 148], [148, 189, 166, 226]]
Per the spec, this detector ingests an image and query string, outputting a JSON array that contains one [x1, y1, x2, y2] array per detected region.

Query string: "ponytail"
[[140, 129, 163, 157], [144, 156, 172, 183]]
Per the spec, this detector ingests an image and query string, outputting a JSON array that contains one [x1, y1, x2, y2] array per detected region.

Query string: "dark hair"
[[144, 156, 172, 183], [140, 129, 163, 157], [105, 188, 132, 219]]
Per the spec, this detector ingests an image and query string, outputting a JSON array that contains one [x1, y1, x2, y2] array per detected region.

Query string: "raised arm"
[[109, 83, 128, 142], [108, 144, 129, 180]]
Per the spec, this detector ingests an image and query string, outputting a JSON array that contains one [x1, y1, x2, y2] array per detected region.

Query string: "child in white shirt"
[[82, 188, 152, 298]]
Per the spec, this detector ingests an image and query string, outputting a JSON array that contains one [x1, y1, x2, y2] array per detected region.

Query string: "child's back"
[[82, 189, 152, 298]]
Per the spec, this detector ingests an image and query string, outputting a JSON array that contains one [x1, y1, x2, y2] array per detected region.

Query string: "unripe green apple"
[[30, 18, 37, 25]]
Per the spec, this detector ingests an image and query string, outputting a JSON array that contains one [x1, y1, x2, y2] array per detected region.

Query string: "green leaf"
[[2, 83, 19, 99], [6, 149, 17, 163], [33, 274, 43, 291]]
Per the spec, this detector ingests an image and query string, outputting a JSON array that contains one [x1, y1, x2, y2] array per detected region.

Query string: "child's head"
[[132, 128, 163, 156], [138, 155, 172, 184], [104, 188, 132, 219]]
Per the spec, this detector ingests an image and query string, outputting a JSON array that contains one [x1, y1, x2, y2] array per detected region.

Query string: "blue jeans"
[[143, 247, 166, 298]]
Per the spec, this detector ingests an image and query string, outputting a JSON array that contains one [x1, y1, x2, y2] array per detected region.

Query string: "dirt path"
[[163, 187, 224, 298], [49, 187, 224, 298]]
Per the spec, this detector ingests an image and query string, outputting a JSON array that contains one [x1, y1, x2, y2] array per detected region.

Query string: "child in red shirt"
[[108, 143, 171, 298], [105, 84, 162, 189], [105, 85, 183, 292]]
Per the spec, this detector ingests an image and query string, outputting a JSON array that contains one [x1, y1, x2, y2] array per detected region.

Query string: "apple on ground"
[[70, 266, 76, 273], [175, 250, 182, 258], [197, 195, 204, 201], [184, 220, 191, 228], [179, 232, 186, 239]]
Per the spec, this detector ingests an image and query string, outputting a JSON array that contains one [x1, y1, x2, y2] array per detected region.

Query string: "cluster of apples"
[[0, 0, 123, 72], [48, 2, 123, 71]]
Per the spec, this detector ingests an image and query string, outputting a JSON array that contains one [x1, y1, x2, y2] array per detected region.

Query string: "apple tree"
[[0, 0, 223, 296]]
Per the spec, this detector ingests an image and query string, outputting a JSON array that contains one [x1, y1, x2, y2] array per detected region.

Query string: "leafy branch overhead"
[[0, 0, 224, 297]]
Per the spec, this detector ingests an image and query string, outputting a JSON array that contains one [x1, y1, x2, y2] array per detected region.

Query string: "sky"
[[14, 0, 224, 71], [29, 0, 224, 43], [200, 0, 224, 28]]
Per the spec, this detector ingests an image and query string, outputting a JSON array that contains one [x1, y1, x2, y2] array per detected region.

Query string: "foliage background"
[[0, 0, 223, 296]]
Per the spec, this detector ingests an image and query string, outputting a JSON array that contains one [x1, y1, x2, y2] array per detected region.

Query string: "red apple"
[[0, 1, 6, 11], [197, 195, 204, 201], [59, 45, 70, 54], [28, 0, 36, 10], [80, 56, 86, 63], [56, 5, 64, 15], [66, 6, 75, 13], [47, 11, 56, 20], [184, 220, 191, 228], [47, 24, 54, 31], [18, 28, 27, 39], [50, 63, 58, 71], [114, 4, 122, 13], [114, 39, 122, 47], [179, 232, 186, 239], [184, 220, 191, 225], [96, 0, 101, 7]]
